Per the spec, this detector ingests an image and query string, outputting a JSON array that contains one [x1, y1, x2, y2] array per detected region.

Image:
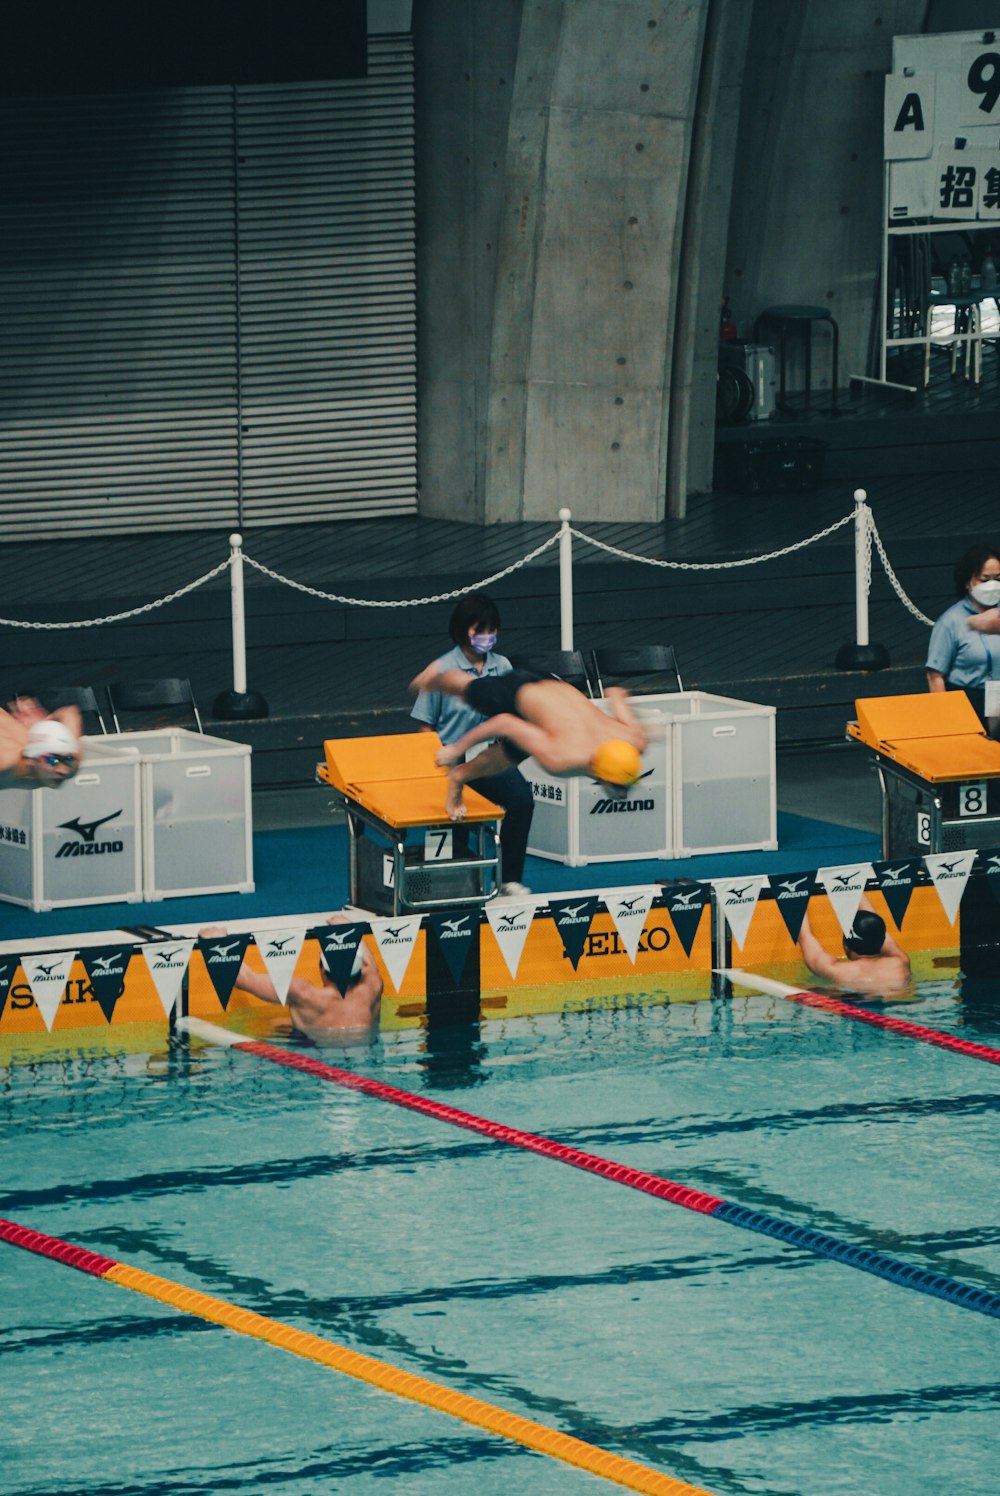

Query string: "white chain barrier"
[[0, 558, 232, 630], [869, 516, 935, 627], [567, 510, 854, 569], [241, 531, 560, 607], [0, 498, 931, 711]]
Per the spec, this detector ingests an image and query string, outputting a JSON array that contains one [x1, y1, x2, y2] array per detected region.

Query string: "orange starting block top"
[[848, 692, 1000, 783], [320, 732, 504, 829]]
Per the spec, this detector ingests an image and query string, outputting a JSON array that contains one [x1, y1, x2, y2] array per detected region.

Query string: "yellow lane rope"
[[104, 1262, 715, 1496]]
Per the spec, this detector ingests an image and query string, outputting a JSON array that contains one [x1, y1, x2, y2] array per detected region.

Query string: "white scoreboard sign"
[[887, 30, 1000, 221]]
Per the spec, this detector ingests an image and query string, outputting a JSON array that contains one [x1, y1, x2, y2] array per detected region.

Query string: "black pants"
[[466, 764, 533, 883]]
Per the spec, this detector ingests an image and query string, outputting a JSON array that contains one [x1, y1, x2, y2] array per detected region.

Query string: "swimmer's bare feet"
[[445, 772, 467, 822], [435, 744, 462, 769]]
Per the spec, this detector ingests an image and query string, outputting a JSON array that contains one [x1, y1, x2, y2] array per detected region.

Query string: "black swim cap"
[[843, 909, 886, 957]]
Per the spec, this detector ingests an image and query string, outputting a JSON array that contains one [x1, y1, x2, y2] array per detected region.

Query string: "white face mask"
[[970, 579, 1000, 607]]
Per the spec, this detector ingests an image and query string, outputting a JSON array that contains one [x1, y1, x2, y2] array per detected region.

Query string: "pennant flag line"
[[661, 882, 708, 958], [767, 870, 816, 944], [197, 934, 252, 1011], [548, 896, 599, 970], [369, 916, 423, 994], [314, 923, 369, 999], [924, 850, 976, 925], [253, 928, 307, 1006], [426, 909, 476, 986], [78, 945, 132, 1024], [874, 859, 921, 929], [142, 940, 195, 1019], [817, 863, 875, 937], [485, 900, 536, 979], [713, 876, 766, 949], [604, 887, 657, 963], [21, 951, 76, 1031]]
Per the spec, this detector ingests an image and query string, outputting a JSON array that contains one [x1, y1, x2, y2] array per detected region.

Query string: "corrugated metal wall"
[[0, 36, 415, 539]]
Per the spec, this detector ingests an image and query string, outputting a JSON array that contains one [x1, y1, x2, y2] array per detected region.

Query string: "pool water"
[[2, 984, 998, 1496]]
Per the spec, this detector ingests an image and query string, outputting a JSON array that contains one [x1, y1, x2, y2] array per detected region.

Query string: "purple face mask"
[[469, 631, 497, 655]]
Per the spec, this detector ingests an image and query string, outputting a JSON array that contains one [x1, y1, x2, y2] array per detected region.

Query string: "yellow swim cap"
[[589, 738, 642, 787]]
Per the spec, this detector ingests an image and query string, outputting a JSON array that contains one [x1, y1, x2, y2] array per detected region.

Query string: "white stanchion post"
[[854, 491, 870, 650], [558, 508, 574, 649], [230, 533, 248, 694], [212, 533, 270, 719], [834, 488, 889, 671]]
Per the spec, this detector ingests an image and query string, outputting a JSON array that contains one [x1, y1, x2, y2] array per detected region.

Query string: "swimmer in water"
[[199, 915, 383, 1043], [0, 697, 83, 790], [797, 897, 911, 995], [408, 661, 648, 822]]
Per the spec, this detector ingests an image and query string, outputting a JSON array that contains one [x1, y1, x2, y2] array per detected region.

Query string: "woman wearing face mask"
[[926, 543, 1000, 731], [410, 591, 534, 895]]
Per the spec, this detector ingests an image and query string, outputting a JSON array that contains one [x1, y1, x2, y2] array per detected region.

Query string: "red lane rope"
[[235, 1041, 723, 1215], [0, 1218, 116, 1277], [783, 989, 1000, 1065]]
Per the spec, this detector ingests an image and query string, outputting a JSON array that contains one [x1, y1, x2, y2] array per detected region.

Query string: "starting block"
[[319, 733, 504, 915], [849, 692, 1000, 856]]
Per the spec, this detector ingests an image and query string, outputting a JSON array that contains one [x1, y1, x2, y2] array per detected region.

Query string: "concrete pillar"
[[485, 0, 710, 522]]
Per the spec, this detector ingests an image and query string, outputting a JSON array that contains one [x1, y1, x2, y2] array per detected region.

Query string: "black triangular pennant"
[[426, 910, 477, 987], [0, 955, 15, 1023], [661, 881, 708, 958], [548, 895, 598, 970], [978, 848, 1000, 910], [197, 933, 252, 1010], [767, 871, 817, 944], [314, 922, 369, 996], [79, 944, 132, 1024], [875, 858, 921, 929]]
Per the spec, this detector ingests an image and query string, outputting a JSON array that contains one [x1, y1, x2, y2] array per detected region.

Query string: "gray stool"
[[754, 304, 839, 411]]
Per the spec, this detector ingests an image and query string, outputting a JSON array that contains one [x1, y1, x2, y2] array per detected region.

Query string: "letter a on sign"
[[884, 74, 935, 160]]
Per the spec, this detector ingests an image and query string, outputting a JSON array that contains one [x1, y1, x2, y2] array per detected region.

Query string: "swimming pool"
[[2, 984, 998, 1495]]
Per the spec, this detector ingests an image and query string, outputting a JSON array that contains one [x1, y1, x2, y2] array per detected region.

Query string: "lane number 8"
[[959, 781, 987, 817]]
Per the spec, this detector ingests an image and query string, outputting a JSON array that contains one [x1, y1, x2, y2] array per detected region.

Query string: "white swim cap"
[[22, 719, 79, 761]]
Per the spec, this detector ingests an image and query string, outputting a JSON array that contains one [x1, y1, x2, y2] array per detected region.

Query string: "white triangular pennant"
[[141, 940, 195, 1018], [603, 886, 656, 963], [485, 900, 536, 979], [370, 915, 423, 994], [713, 875, 766, 949], [817, 863, 875, 936], [924, 850, 976, 925], [253, 928, 306, 1006], [21, 951, 76, 1031]]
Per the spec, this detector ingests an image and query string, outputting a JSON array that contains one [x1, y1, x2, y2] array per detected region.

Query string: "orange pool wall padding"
[[0, 1217, 715, 1496]]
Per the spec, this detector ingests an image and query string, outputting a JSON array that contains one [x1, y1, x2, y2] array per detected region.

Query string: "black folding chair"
[[15, 685, 108, 734], [106, 677, 204, 733], [507, 650, 595, 696], [589, 646, 683, 697]]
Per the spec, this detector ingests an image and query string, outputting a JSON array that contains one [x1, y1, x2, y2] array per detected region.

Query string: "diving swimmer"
[[0, 698, 83, 790], [408, 663, 648, 822]]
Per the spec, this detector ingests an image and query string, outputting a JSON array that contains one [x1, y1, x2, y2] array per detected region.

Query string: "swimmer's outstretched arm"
[[968, 609, 1000, 634], [796, 908, 840, 982], [409, 664, 471, 698]]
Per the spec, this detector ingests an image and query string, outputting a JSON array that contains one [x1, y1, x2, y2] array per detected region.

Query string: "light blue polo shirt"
[[410, 643, 513, 745], [926, 596, 1000, 687]]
